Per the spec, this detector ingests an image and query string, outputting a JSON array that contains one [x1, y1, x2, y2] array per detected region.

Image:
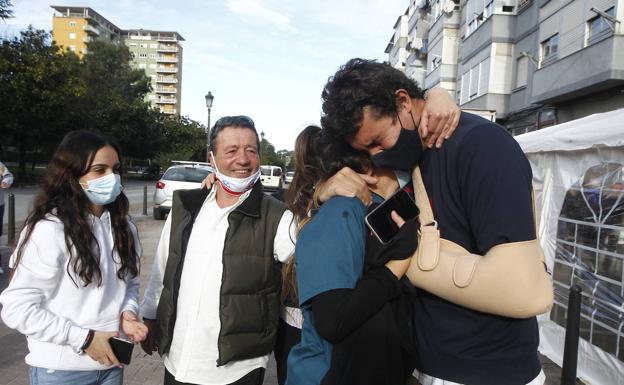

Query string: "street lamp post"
[[205, 91, 214, 163]]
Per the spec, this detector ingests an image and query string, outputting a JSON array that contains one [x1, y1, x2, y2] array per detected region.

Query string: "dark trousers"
[[164, 367, 265, 385], [0, 204, 4, 237], [274, 319, 301, 385]]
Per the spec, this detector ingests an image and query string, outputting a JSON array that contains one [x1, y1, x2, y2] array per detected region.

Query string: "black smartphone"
[[108, 337, 134, 365], [365, 189, 419, 244]]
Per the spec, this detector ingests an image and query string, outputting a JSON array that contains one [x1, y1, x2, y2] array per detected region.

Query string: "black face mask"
[[371, 113, 423, 171]]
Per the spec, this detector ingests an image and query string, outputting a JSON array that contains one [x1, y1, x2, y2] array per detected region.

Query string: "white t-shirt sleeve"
[[140, 213, 172, 320], [273, 209, 296, 263], [0, 219, 88, 351]]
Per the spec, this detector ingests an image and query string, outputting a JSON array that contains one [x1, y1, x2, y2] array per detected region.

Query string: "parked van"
[[260, 165, 284, 192]]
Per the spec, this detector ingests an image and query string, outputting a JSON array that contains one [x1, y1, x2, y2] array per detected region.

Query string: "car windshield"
[[261, 166, 272, 176], [286, 172, 294, 177], [162, 167, 211, 183]]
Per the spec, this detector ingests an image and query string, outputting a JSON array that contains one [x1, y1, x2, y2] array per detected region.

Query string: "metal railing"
[[157, 45, 178, 52], [155, 87, 177, 93], [157, 56, 178, 63], [156, 77, 178, 83], [157, 67, 178, 73], [156, 97, 177, 104]]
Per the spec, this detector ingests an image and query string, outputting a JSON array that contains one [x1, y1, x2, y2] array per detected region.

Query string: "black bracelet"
[[80, 329, 95, 352]]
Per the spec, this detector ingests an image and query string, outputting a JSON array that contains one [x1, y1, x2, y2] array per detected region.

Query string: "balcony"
[[531, 35, 624, 103], [157, 67, 178, 73], [157, 56, 178, 63], [161, 108, 177, 115], [83, 24, 99, 36], [156, 97, 177, 104], [155, 87, 177, 94], [156, 77, 177, 83], [157, 45, 178, 52]]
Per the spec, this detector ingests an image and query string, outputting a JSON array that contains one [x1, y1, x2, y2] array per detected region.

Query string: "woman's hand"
[[420, 87, 461, 149], [140, 319, 160, 355], [200, 172, 217, 189], [384, 211, 417, 279], [85, 331, 121, 367], [315, 167, 378, 206], [120, 311, 148, 343]]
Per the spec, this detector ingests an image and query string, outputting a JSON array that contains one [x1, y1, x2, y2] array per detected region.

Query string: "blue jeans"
[[29, 366, 123, 385]]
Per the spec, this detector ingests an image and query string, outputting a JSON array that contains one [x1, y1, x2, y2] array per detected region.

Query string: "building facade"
[[51, 6, 120, 57], [51, 6, 183, 116], [389, 0, 624, 134], [123, 30, 183, 115]]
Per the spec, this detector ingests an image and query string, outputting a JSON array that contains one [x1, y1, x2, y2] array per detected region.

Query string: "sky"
[[2, 0, 407, 151]]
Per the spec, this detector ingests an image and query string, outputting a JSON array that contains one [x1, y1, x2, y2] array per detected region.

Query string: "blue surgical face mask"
[[82, 173, 122, 206]]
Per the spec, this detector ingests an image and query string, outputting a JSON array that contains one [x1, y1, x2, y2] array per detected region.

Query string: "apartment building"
[[123, 29, 184, 115], [51, 6, 183, 116], [385, 12, 410, 72], [51, 5, 120, 56], [389, 0, 624, 134]]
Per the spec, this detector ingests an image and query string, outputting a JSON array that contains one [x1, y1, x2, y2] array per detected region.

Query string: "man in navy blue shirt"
[[317, 58, 544, 385]]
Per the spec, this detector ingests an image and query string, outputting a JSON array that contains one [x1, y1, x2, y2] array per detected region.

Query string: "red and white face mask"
[[210, 151, 260, 195]]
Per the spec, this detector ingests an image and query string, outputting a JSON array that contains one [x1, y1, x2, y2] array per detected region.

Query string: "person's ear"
[[394, 89, 413, 112]]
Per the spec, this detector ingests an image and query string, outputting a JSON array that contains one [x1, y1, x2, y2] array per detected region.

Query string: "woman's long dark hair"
[[14, 130, 139, 287], [282, 125, 370, 304]]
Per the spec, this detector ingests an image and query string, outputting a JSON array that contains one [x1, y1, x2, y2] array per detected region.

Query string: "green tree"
[[75, 40, 161, 159], [0, 0, 13, 21], [259, 138, 284, 169], [155, 116, 207, 167], [0, 27, 83, 180]]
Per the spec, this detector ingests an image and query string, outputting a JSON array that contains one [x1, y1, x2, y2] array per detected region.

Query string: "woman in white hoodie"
[[0, 130, 147, 385]]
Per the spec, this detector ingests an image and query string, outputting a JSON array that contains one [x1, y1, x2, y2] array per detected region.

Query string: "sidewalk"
[[0, 216, 574, 385]]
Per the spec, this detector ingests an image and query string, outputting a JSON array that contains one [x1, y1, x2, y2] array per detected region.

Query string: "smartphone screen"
[[365, 189, 419, 244]]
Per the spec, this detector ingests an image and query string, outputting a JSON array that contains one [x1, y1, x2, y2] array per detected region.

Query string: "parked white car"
[[260, 165, 284, 192], [285, 171, 294, 184], [152, 163, 213, 220]]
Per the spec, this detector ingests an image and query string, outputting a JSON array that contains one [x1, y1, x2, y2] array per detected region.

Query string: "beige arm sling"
[[405, 167, 553, 319]]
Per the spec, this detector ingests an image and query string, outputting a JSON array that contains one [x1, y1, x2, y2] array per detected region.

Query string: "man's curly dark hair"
[[321, 58, 424, 141]]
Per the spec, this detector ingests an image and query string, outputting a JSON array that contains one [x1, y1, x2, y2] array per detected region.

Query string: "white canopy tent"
[[516, 108, 624, 385]]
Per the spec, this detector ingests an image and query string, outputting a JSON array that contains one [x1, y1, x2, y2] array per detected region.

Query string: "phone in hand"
[[108, 337, 134, 365], [365, 189, 419, 244]]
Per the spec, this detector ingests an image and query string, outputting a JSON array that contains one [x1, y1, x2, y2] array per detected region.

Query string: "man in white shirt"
[[141, 116, 295, 385]]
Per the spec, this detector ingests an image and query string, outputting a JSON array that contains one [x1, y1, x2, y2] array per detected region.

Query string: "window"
[[129, 42, 137, 47], [139, 63, 147, 69], [150, 43, 158, 48], [150, 53, 157, 59], [69, 33, 76, 40], [68, 21, 77, 27], [517, 0, 532, 12], [140, 43, 147, 48], [502, 5, 514, 13], [541, 34, 559, 66], [469, 68, 479, 97], [551, 162, 624, 360], [587, 7, 615, 45], [68, 45, 76, 51], [149, 63, 157, 69], [515, 56, 528, 88], [139, 53, 148, 58]]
